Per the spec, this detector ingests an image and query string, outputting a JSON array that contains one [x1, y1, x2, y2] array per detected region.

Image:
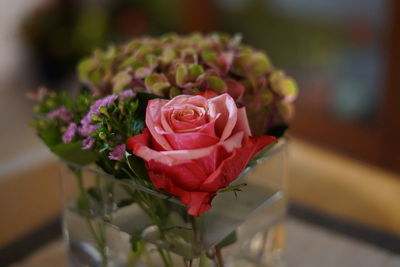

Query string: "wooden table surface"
[[11, 218, 400, 267]]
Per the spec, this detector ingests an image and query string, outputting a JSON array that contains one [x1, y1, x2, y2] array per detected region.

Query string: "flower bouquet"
[[30, 33, 297, 266]]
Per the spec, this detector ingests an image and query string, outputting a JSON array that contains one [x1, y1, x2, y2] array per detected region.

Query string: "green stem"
[[157, 247, 172, 267], [215, 246, 224, 267], [73, 168, 108, 267], [166, 250, 174, 266], [120, 170, 177, 266], [143, 242, 154, 267]]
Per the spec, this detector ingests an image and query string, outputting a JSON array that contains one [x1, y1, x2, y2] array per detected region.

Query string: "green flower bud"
[[188, 64, 204, 81], [99, 132, 107, 140], [175, 64, 188, 87], [270, 70, 298, 102], [99, 106, 108, 115], [232, 51, 272, 77], [130, 101, 139, 112], [91, 114, 101, 121], [261, 89, 274, 106], [203, 76, 226, 93]]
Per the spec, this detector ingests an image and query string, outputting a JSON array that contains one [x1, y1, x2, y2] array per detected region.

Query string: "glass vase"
[[60, 140, 288, 267]]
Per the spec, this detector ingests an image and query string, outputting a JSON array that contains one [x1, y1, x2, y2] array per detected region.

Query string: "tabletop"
[[11, 217, 400, 267]]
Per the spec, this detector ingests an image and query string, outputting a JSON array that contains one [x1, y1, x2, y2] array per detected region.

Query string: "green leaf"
[[76, 194, 90, 212], [131, 120, 145, 135], [251, 52, 272, 76], [51, 141, 98, 165], [120, 56, 139, 69], [153, 82, 171, 95], [161, 49, 176, 64], [135, 45, 152, 58], [113, 70, 132, 93], [145, 74, 170, 95], [146, 54, 158, 69], [216, 231, 237, 248], [219, 183, 247, 193], [169, 86, 181, 98], [39, 127, 62, 148], [99, 143, 109, 153], [129, 234, 141, 252], [77, 58, 97, 81], [232, 52, 272, 77], [134, 67, 152, 79], [201, 51, 217, 64], [126, 153, 149, 180]]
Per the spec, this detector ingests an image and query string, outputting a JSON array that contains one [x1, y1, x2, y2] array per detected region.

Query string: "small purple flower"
[[108, 144, 126, 161], [82, 136, 95, 150], [47, 106, 72, 122], [79, 95, 117, 137], [79, 114, 99, 137], [62, 123, 77, 143], [118, 89, 136, 100], [89, 95, 118, 115]]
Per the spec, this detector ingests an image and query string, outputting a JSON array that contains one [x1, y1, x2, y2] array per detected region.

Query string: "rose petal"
[[208, 93, 238, 141], [164, 94, 207, 108], [161, 116, 219, 150], [163, 132, 219, 150], [146, 98, 173, 150], [163, 104, 207, 132], [136, 133, 276, 217], [127, 130, 244, 166], [199, 135, 277, 192], [147, 160, 208, 191], [233, 107, 252, 139], [147, 166, 213, 216], [185, 192, 213, 216]]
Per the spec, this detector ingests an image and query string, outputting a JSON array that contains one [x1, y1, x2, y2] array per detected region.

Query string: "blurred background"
[[0, 0, 399, 265]]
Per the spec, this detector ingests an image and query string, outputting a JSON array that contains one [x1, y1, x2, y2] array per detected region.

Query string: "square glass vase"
[[60, 139, 288, 267]]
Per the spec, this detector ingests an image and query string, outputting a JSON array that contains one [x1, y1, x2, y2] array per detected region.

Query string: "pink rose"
[[127, 94, 276, 216]]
